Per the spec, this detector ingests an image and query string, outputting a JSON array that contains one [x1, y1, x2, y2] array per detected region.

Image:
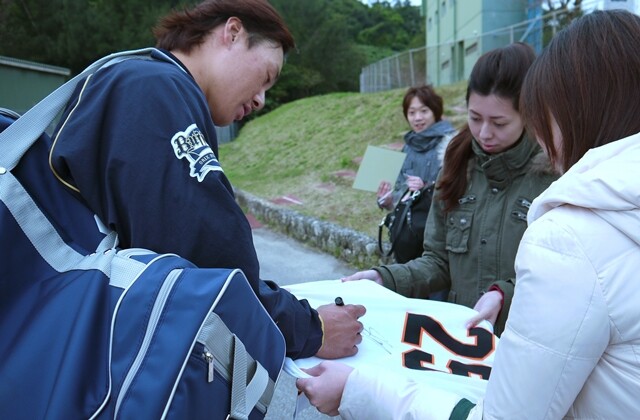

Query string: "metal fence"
[[359, 47, 427, 93], [359, 9, 570, 93], [215, 123, 238, 144]]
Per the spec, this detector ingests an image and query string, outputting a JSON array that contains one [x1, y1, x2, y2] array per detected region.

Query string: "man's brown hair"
[[154, 0, 295, 55]]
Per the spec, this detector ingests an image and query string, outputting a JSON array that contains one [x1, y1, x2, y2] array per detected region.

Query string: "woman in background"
[[377, 84, 456, 266]]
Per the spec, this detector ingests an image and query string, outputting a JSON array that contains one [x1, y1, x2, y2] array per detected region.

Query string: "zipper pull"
[[458, 194, 477, 205], [203, 351, 214, 383], [518, 198, 532, 209]]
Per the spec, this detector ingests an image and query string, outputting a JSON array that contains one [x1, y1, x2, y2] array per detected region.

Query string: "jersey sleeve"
[[49, 58, 322, 358], [339, 365, 473, 420]]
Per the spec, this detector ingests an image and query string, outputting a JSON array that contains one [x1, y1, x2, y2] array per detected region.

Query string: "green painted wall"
[[0, 56, 70, 115]]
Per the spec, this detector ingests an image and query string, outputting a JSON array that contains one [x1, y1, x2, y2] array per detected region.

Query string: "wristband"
[[318, 314, 325, 347]]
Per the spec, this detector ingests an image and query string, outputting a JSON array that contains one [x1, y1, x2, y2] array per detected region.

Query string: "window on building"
[[465, 43, 478, 56], [442, 1, 446, 15]]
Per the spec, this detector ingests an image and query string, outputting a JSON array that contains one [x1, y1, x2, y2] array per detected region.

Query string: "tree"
[[0, 0, 424, 110], [538, 0, 584, 44], [0, 0, 178, 73]]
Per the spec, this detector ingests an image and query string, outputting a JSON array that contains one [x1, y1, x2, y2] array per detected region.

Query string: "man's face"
[[201, 30, 283, 126]]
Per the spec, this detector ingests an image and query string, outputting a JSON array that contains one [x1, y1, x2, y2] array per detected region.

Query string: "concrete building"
[[603, 0, 637, 12]]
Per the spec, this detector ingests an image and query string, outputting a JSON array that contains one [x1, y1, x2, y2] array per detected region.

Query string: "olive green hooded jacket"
[[375, 136, 558, 335]]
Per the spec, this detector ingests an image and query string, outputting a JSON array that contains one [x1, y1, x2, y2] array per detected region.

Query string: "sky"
[[361, 0, 422, 5], [361, 0, 640, 13]]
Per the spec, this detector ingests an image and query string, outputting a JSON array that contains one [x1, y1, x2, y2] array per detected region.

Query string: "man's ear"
[[223, 17, 244, 48]]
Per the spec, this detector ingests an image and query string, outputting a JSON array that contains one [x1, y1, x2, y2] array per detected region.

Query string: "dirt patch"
[[333, 170, 357, 179], [244, 212, 263, 228], [385, 142, 404, 151], [315, 183, 336, 192]]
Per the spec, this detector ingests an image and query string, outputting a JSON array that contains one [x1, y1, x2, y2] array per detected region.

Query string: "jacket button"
[[491, 187, 499, 194], [481, 239, 487, 244]]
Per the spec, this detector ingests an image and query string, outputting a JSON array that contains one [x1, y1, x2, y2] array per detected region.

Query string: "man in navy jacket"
[[47, 0, 365, 359]]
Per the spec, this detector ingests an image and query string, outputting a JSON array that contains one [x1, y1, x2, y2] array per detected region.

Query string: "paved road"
[[253, 227, 357, 286], [251, 226, 357, 420]]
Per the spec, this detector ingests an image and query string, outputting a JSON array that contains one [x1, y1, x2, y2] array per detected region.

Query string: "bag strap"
[[0, 167, 116, 275], [199, 312, 275, 420], [0, 48, 183, 262], [0, 47, 181, 171]]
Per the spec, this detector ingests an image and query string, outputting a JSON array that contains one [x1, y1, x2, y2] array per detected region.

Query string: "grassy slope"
[[220, 81, 467, 239]]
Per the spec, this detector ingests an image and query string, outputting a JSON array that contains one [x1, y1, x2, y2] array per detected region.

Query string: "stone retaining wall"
[[235, 189, 392, 269]]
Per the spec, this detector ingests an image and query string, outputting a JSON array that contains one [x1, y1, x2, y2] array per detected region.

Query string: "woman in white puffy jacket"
[[296, 10, 640, 420]]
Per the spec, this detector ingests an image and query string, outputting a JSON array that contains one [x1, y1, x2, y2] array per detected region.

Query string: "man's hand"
[[296, 361, 354, 416], [466, 290, 503, 329], [341, 269, 383, 285], [315, 303, 366, 359]]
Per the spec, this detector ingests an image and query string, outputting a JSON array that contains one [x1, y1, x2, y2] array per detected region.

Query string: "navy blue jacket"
[[46, 50, 322, 359]]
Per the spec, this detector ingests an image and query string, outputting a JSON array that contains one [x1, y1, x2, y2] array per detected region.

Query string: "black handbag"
[[378, 185, 434, 263]]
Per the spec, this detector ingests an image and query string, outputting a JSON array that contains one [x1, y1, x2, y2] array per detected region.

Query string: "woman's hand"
[[341, 269, 383, 285], [466, 290, 503, 329], [405, 175, 425, 192], [376, 181, 393, 210], [296, 361, 355, 416]]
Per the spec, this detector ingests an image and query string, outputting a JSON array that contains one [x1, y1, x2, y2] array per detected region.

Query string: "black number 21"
[[402, 313, 495, 379]]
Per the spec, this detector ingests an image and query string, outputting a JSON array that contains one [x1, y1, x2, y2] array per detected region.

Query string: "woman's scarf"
[[404, 120, 455, 152]]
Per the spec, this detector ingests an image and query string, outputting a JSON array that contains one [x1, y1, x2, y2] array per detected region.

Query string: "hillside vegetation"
[[220, 81, 468, 239]]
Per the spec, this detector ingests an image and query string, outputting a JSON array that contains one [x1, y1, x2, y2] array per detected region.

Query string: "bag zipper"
[[199, 345, 268, 414], [203, 350, 215, 383]]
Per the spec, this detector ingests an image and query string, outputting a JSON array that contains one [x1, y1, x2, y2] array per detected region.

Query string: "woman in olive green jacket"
[[344, 42, 558, 335]]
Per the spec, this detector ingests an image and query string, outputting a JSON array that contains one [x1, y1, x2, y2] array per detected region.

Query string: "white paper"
[[284, 280, 498, 402]]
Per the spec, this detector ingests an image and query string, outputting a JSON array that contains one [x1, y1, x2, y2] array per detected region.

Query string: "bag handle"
[[0, 47, 180, 170], [378, 216, 394, 257], [377, 188, 418, 257]]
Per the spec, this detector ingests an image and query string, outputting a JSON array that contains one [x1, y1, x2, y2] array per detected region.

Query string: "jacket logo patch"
[[171, 123, 222, 182]]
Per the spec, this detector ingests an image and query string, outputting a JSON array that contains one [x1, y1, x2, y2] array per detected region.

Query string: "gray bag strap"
[[0, 48, 183, 263], [0, 47, 180, 170], [0, 168, 114, 275], [198, 312, 274, 420]]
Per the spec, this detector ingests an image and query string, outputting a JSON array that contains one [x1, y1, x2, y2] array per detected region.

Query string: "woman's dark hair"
[[402, 84, 444, 122], [438, 42, 535, 212], [521, 10, 640, 172], [154, 0, 295, 55]]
